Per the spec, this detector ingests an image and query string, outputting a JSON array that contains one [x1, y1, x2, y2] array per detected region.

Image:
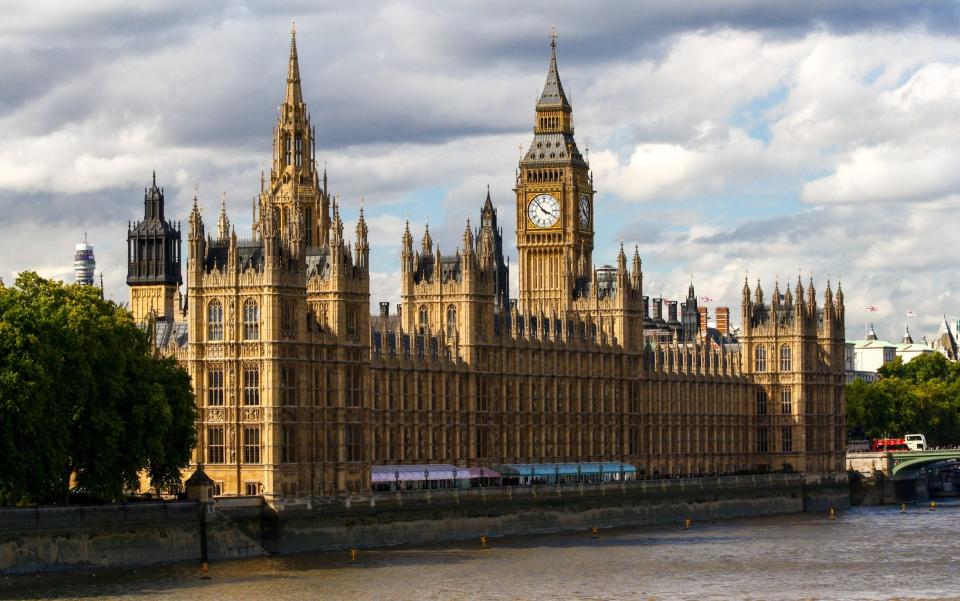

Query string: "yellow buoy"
[[350, 548, 358, 563], [828, 508, 836, 520], [684, 519, 692, 530], [591, 527, 599, 538], [930, 501, 937, 510], [900, 503, 907, 513], [480, 535, 488, 549], [200, 562, 211, 580]]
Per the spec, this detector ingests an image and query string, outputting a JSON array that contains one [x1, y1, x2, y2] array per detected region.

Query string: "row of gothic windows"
[[755, 389, 794, 416], [417, 305, 459, 338], [206, 299, 261, 341], [206, 366, 261, 406], [755, 427, 794, 454], [754, 345, 792, 372], [207, 424, 363, 466]]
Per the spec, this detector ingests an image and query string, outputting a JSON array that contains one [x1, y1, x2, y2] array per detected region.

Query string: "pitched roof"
[[933, 316, 958, 359], [537, 36, 571, 111]]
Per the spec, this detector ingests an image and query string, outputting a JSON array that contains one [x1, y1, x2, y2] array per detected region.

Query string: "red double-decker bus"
[[871, 438, 910, 452]]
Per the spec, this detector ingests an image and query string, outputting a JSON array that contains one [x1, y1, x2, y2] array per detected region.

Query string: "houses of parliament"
[[126, 27, 847, 500]]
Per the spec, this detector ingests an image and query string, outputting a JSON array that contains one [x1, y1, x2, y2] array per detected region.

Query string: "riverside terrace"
[[370, 461, 637, 491]]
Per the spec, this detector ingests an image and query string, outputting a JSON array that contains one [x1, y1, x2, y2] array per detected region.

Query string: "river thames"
[[4, 502, 960, 600]]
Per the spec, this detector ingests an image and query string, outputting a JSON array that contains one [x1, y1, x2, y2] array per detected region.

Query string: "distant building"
[[73, 235, 96, 286], [931, 317, 958, 361], [896, 325, 932, 364], [846, 324, 894, 382], [846, 323, 934, 383]]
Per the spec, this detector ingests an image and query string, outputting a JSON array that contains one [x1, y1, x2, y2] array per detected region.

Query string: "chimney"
[[652, 298, 663, 321], [698, 306, 708, 337], [642, 295, 650, 318], [716, 307, 730, 336], [667, 301, 678, 323], [396, 304, 402, 320], [379, 302, 390, 317]]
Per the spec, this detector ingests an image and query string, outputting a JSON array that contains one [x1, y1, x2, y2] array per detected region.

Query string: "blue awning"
[[496, 462, 636, 477]]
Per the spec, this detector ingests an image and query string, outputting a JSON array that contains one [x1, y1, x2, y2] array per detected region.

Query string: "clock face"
[[579, 194, 590, 228], [527, 193, 560, 228]]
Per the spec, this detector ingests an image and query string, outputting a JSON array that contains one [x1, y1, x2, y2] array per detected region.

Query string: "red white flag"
[[867, 305, 879, 312], [700, 296, 713, 303], [906, 310, 917, 317]]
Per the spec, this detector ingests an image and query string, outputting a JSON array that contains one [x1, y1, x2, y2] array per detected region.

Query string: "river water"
[[4, 503, 960, 601]]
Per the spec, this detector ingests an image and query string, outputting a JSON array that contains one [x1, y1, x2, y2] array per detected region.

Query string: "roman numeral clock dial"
[[527, 193, 560, 228]]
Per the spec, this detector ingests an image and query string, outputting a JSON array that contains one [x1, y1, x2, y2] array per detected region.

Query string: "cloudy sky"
[[2, 0, 959, 340]]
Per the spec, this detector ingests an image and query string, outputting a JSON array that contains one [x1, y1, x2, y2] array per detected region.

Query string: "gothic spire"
[[421, 222, 433, 255], [217, 193, 230, 241], [538, 27, 571, 111], [402, 220, 412, 251], [286, 20, 302, 107], [483, 183, 494, 214]]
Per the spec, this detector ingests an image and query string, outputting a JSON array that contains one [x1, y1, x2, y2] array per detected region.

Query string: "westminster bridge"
[[847, 449, 960, 480]]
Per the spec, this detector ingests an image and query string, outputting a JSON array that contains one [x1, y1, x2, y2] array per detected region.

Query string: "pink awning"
[[466, 467, 500, 478]]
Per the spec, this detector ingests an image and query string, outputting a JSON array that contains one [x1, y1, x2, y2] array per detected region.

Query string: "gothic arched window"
[[418, 305, 428, 335], [755, 345, 767, 372], [779, 345, 792, 372], [446, 305, 456, 338], [243, 299, 259, 341], [207, 300, 223, 341]]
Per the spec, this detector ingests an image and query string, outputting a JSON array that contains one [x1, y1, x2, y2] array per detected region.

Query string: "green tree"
[[848, 352, 960, 446], [0, 272, 196, 505]]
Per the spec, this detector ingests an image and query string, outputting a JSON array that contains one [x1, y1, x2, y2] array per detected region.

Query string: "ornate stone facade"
[[131, 28, 847, 500]]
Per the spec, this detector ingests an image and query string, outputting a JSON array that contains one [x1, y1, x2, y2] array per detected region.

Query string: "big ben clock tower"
[[516, 30, 594, 313]]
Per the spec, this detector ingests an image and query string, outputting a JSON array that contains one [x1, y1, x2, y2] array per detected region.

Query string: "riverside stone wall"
[[0, 473, 848, 574], [0, 501, 267, 575]]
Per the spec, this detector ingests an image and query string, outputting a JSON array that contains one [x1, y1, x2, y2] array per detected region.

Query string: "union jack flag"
[[867, 306, 879, 312], [700, 296, 713, 303], [906, 310, 916, 317]]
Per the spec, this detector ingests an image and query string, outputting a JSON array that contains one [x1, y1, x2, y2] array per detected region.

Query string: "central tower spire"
[[286, 20, 302, 107], [257, 23, 330, 247]]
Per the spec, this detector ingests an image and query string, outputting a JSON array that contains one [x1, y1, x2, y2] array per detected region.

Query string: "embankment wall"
[[0, 472, 848, 574]]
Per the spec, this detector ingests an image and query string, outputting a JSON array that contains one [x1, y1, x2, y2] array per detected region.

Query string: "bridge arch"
[[891, 452, 960, 479]]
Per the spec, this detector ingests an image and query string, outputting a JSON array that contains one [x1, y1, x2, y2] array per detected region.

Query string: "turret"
[[401, 220, 413, 274], [462, 218, 474, 254], [421, 222, 433, 257], [228, 225, 238, 270], [631, 246, 642, 291], [217, 194, 230, 242], [355, 205, 369, 271]]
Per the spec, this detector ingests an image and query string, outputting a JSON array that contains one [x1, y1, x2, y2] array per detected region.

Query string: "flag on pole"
[[906, 310, 916, 317], [699, 296, 713, 303], [867, 306, 879, 312]]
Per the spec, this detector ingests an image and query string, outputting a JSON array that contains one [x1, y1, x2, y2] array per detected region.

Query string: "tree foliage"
[[0, 273, 197, 505], [846, 352, 960, 445]]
